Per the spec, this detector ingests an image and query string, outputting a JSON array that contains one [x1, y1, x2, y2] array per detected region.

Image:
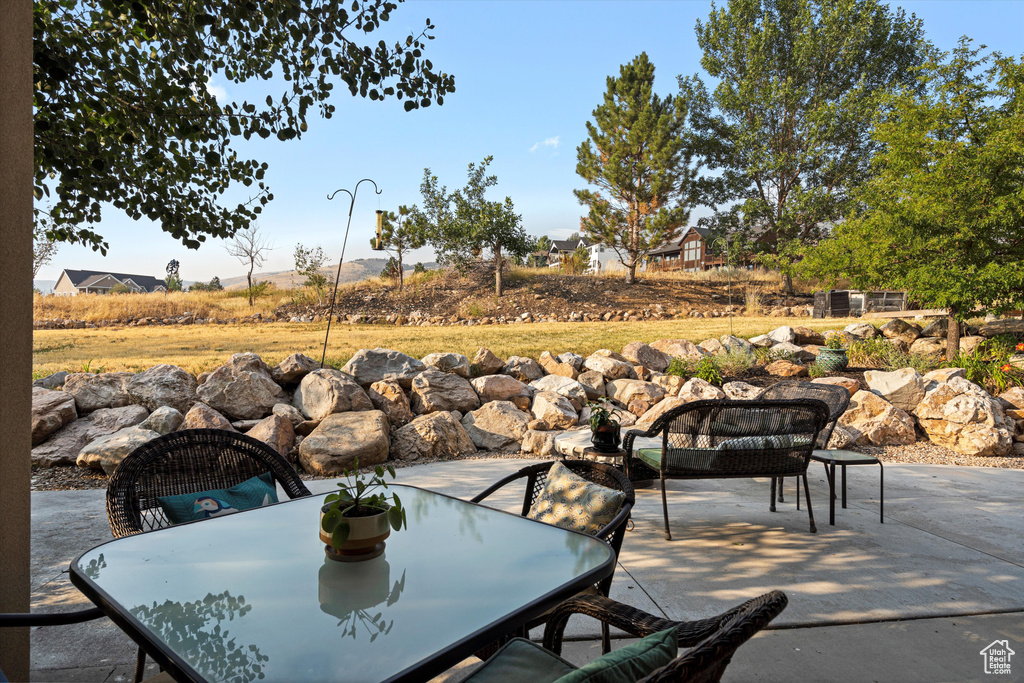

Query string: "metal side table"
[[804, 449, 884, 525]]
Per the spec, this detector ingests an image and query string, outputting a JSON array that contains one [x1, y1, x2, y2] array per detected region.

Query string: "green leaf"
[[387, 506, 403, 531], [321, 508, 342, 532], [330, 521, 351, 548]]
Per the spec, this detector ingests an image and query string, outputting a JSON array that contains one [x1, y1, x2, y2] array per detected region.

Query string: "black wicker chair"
[[623, 399, 830, 539], [471, 460, 635, 652], [755, 381, 852, 507], [542, 590, 788, 682], [106, 428, 311, 681]]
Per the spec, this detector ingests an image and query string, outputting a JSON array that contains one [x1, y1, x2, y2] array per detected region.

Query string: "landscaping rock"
[[844, 323, 878, 340], [31, 405, 149, 467], [998, 387, 1024, 410], [246, 414, 295, 457], [470, 374, 533, 409], [582, 354, 636, 380], [183, 402, 236, 431], [839, 391, 916, 446], [538, 351, 579, 379], [530, 375, 589, 411], [678, 378, 726, 402], [367, 380, 414, 427], [793, 327, 825, 346], [924, 368, 966, 384], [292, 369, 373, 421], [341, 348, 426, 388], [634, 397, 687, 429], [767, 326, 796, 344], [880, 319, 922, 345], [127, 364, 198, 415], [138, 406, 183, 435], [914, 378, 1013, 456], [461, 401, 531, 450], [698, 338, 724, 355], [979, 319, 1024, 338], [959, 336, 986, 356], [33, 371, 69, 390], [502, 356, 545, 382], [409, 369, 480, 414], [921, 318, 948, 338], [470, 348, 504, 376], [579, 404, 636, 428], [909, 337, 947, 357], [723, 381, 761, 400], [521, 429, 559, 456], [719, 335, 755, 355], [31, 387, 77, 446], [652, 374, 685, 397], [556, 352, 584, 370], [812, 377, 861, 395], [62, 372, 133, 413], [770, 342, 816, 362], [531, 392, 578, 429], [828, 425, 853, 449], [650, 339, 706, 360], [298, 410, 390, 474], [390, 412, 476, 461], [576, 371, 606, 400], [270, 353, 319, 385], [422, 352, 472, 379], [621, 342, 670, 372], [272, 402, 306, 428], [864, 368, 928, 413], [765, 360, 808, 377], [77, 426, 161, 474], [606, 379, 666, 408], [748, 334, 775, 348], [527, 419, 551, 431], [196, 353, 283, 419]]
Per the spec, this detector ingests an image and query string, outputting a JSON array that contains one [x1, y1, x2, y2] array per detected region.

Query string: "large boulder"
[[272, 402, 306, 428], [531, 392, 578, 429], [124, 365, 197, 415], [634, 397, 687, 429], [298, 410, 390, 474], [606, 379, 666, 409], [576, 371, 607, 400], [678, 378, 726, 402], [582, 354, 636, 381], [246, 414, 295, 457], [341, 348, 426, 388], [461, 401, 532, 450], [864, 368, 928, 413], [812, 377, 861, 396], [880, 319, 922, 345], [292, 369, 373, 420], [720, 335, 755, 355], [748, 334, 775, 348], [924, 367, 966, 384], [32, 387, 77, 446], [422, 352, 472, 379], [792, 327, 825, 346], [183, 402, 236, 431], [196, 353, 283, 419], [838, 390, 916, 446], [470, 348, 505, 376], [33, 371, 69, 390], [367, 380, 414, 427], [959, 336, 986, 356], [470, 374, 533, 409], [271, 353, 319, 385], [698, 338, 724, 355], [770, 342, 816, 362], [390, 412, 476, 461], [31, 405, 149, 467], [650, 339, 706, 360], [409, 369, 481, 414], [914, 378, 1013, 456], [77, 426, 161, 474], [766, 360, 808, 378], [723, 381, 761, 400], [521, 429, 560, 456], [538, 351, 579, 379], [138, 406, 183, 435], [651, 374, 685, 397], [63, 372, 135, 413], [909, 337, 947, 357], [530, 376, 589, 411], [556, 352, 585, 370], [502, 356, 544, 383], [844, 323, 878, 340], [921, 318, 948, 338], [621, 342, 670, 373], [767, 326, 796, 344]]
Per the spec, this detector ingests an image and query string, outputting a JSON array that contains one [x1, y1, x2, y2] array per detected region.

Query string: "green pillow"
[[157, 473, 278, 524], [462, 638, 576, 683], [553, 628, 678, 683], [527, 461, 626, 535]]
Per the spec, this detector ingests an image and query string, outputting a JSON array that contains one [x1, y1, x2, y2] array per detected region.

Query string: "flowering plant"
[[1016, 342, 1024, 352], [824, 333, 845, 350]]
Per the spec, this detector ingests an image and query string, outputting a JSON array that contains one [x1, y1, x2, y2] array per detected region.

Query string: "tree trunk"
[[782, 272, 794, 298], [626, 259, 637, 285], [494, 243, 503, 297], [246, 267, 254, 307], [946, 307, 961, 359], [397, 251, 404, 292]]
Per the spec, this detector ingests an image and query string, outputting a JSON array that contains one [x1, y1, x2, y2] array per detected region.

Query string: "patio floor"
[[28, 459, 1024, 682]]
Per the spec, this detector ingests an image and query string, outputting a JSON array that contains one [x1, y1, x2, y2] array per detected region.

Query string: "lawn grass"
[[32, 316, 866, 377]]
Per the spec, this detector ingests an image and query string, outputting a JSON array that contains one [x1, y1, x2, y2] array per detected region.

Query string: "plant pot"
[[590, 424, 621, 453], [320, 504, 391, 562], [816, 348, 849, 372]]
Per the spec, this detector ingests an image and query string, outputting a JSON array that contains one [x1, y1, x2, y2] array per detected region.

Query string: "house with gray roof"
[[53, 269, 166, 296]]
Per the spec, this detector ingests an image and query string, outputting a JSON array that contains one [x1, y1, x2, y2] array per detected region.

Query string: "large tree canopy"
[[800, 40, 1024, 356], [34, 0, 455, 252], [683, 0, 928, 293]]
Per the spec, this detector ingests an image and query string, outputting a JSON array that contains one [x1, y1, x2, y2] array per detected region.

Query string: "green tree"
[[800, 41, 1024, 356], [165, 259, 182, 293], [575, 53, 698, 285], [190, 276, 223, 292], [34, 0, 455, 253], [529, 235, 552, 267], [374, 205, 426, 291], [684, 0, 928, 295], [413, 262, 427, 275], [418, 157, 532, 296], [294, 244, 329, 305], [560, 244, 591, 275]]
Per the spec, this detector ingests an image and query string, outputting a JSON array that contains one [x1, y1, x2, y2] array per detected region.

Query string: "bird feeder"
[[372, 210, 384, 250]]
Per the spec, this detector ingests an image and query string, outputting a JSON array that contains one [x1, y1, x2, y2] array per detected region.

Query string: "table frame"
[[69, 484, 616, 683], [806, 451, 884, 526]]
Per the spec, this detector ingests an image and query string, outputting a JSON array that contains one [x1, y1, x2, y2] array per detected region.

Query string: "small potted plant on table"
[[320, 459, 407, 562], [816, 332, 849, 372], [588, 398, 622, 453]]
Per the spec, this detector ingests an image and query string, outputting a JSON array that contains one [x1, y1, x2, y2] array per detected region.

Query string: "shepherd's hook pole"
[[321, 179, 382, 368], [713, 237, 732, 336]]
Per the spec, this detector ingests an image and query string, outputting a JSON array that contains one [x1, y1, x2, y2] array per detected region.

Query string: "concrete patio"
[[29, 459, 1024, 682]]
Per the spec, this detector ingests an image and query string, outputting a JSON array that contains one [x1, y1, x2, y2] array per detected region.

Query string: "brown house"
[[53, 269, 166, 296], [646, 227, 741, 272]]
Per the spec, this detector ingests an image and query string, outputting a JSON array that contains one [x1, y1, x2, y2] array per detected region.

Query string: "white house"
[[53, 269, 167, 295]]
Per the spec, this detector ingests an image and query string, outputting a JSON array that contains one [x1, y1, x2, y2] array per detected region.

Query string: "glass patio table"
[[70, 484, 615, 683]]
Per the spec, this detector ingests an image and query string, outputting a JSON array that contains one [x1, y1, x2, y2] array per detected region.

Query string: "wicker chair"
[[755, 381, 852, 507], [542, 590, 788, 682], [623, 399, 830, 539], [470, 460, 635, 652], [106, 428, 311, 681]]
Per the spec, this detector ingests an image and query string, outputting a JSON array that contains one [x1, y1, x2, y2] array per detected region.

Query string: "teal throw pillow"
[[158, 473, 278, 524], [553, 627, 678, 683]]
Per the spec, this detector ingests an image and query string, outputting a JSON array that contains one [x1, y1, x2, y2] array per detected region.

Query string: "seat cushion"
[[636, 448, 662, 470], [553, 627, 678, 683], [717, 434, 812, 450], [157, 472, 278, 524], [527, 462, 626, 535], [463, 638, 576, 683]]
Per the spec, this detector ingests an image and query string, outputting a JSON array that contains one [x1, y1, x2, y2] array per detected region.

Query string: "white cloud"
[[205, 77, 228, 102], [529, 136, 560, 153]]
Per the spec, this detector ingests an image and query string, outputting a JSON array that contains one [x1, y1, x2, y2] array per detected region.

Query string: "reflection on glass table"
[[71, 484, 615, 683]]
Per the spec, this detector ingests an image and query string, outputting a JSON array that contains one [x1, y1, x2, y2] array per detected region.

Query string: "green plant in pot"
[[816, 332, 849, 372], [588, 398, 622, 453], [320, 459, 407, 562]]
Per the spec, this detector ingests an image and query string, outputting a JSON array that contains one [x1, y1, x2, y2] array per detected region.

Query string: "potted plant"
[[320, 459, 407, 562], [816, 332, 849, 372], [587, 398, 622, 453]]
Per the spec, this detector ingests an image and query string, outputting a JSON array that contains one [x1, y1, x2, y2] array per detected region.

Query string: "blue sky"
[[38, 0, 1024, 284]]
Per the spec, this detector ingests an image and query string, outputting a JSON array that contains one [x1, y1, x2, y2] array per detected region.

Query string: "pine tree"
[[375, 205, 426, 291]]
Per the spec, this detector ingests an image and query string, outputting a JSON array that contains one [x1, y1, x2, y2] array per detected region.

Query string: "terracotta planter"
[[590, 424, 622, 453], [320, 504, 391, 562], [816, 348, 849, 372]]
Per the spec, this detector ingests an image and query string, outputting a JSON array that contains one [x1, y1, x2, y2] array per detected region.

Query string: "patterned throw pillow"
[[527, 462, 626, 536], [157, 472, 278, 525]]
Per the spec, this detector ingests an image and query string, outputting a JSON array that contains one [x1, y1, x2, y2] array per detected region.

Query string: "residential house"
[[547, 237, 594, 266], [646, 227, 746, 272], [53, 269, 167, 295], [547, 236, 629, 273]]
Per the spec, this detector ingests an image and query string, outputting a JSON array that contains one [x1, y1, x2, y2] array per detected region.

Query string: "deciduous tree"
[[293, 244, 329, 305], [32, 226, 59, 278], [227, 223, 272, 307]]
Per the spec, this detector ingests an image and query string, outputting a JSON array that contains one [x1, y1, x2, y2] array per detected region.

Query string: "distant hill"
[[220, 259, 438, 291]]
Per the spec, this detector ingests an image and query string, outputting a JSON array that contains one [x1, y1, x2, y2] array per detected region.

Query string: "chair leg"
[[802, 472, 816, 533], [796, 475, 801, 510], [133, 645, 146, 683], [777, 477, 785, 503], [769, 477, 777, 512], [661, 475, 672, 541], [879, 461, 884, 523], [601, 621, 611, 654]]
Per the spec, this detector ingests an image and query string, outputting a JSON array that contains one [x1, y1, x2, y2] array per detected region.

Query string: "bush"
[[808, 362, 827, 379], [718, 349, 755, 376], [665, 356, 723, 386]]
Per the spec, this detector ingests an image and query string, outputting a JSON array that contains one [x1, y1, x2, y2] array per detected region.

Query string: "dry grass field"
[[32, 316, 865, 377]]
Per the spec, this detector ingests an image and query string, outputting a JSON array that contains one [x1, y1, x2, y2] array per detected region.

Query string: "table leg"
[[879, 461, 884, 524], [841, 464, 847, 509], [829, 462, 836, 526], [770, 477, 777, 512]]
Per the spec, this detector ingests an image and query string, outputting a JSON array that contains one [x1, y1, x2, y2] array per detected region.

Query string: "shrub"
[[694, 357, 724, 386], [718, 349, 755, 376], [666, 357, 689, 378], [808, 362, 827, 379]]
